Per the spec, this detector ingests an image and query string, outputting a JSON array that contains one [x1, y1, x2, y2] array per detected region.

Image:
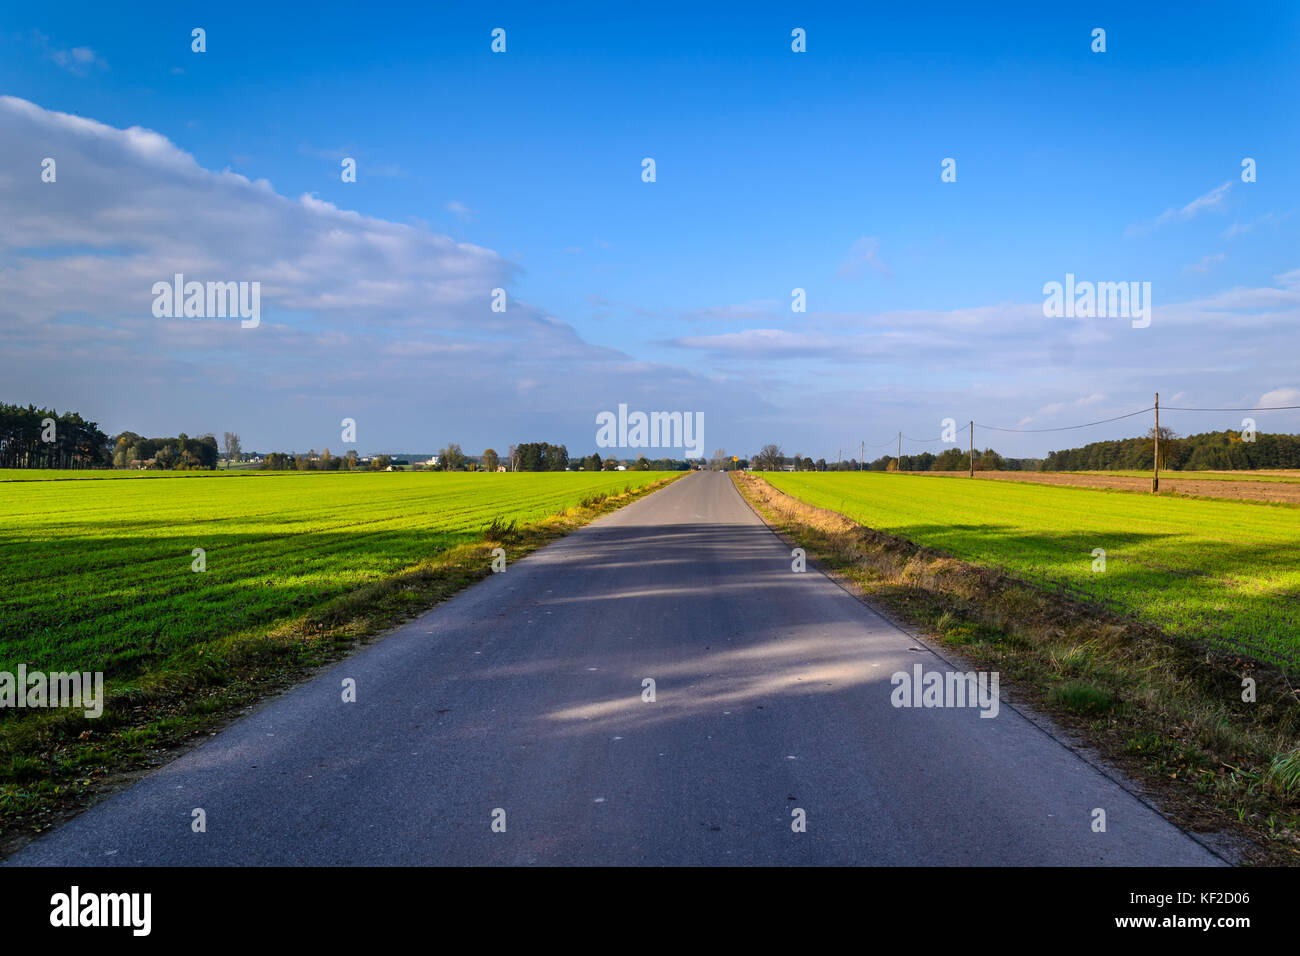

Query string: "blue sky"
[[2, 2, 1297, 459]]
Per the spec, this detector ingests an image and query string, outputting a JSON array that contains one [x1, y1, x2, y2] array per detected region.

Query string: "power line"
[[1162, 404, 1300, 412], [816, 397, 1299, 461], [974, 406, 1154, 434]]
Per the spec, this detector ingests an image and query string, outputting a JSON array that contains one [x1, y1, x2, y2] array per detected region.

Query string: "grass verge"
[[732, 471, 1300, 865], [0, 474, 682, 855]]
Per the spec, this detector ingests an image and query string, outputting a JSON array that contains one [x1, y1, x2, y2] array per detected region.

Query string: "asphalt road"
[[9, 471, 1224, 865]]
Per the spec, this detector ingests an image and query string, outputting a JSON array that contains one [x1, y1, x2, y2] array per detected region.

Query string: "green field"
[[760, 471, 1300, 667], [0, 468, 249, 481], [0, 470, 669, 677]]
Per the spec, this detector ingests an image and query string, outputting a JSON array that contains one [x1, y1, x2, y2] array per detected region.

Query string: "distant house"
[[616, 465, 627, 471], [424, 455, 441, 467], [128, 458, 156, 469], [496, 465, 507, 472]]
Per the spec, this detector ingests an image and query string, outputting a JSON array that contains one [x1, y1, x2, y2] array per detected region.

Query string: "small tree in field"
[[438, 443, 466, 471], [222, 431, 241, 467], [754, 443, 784, 471]]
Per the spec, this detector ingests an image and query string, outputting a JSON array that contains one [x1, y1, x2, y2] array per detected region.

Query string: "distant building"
[[424, 455, 441, 467]]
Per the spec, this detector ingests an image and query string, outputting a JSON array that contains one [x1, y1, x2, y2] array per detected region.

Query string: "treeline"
[[625, 456, 693, 471], [0, 403, 110, 469], [765, 428, 1300, 474], [587, 454, 691, 471], [754, 448, 1040, 472], [112, 432, 220, 470], [512, 442, 570, 471], [866, 449, 1042, 472], [508, 444, 694, 472], [261, 449, 365, 471], [1044, 429, 1300, 471]]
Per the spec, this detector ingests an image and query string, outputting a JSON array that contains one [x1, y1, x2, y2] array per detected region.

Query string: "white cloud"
[[1183, 252, 1225, 274], [32, 32, 109, 75], [836, 236, 890, 279], [1259, 387, 1300, 407], [1126, 181, 1232, 236], [446, 200, 476, 221], [1165, 181, 1232, 221], [0, 96, 761, 450], [1275, 269, 1300, 291]]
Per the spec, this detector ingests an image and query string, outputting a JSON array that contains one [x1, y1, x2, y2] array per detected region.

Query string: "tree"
[[544, 443, 569, 471], [482, 448, 500, 472], [754, 444, 784, 471], [584, 452, 602, 472], [1144, 426, 1180, 471], [222, 432, 242, 467], [511, 442, 570, 471], [709, 448, 729, 471], [439, 443, 466, 470], [934, 447, 967, 471]]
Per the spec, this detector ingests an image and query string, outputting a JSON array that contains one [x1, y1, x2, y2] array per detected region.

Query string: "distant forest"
[[0, 402, 220, 470], [871, 429, 1300, 472], [862, 429, 1299, 473], [1041, 429, 1300, 471], [779, 428, 1300, 473], [0, 403, 110, 469]]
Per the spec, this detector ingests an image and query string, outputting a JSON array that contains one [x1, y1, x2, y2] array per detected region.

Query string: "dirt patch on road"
[[917, 470, 1300, 504]]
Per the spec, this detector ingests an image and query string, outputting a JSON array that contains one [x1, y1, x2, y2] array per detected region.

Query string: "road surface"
[[8, 471, 1224, 865]]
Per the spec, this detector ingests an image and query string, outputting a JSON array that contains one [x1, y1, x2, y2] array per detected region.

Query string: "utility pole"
[[897, 431, 902, 472], [860, 440, 864, 471], [837, 449, 842, 471], [969, 421, 975, 477], [1152, 392, 1160, 493]]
